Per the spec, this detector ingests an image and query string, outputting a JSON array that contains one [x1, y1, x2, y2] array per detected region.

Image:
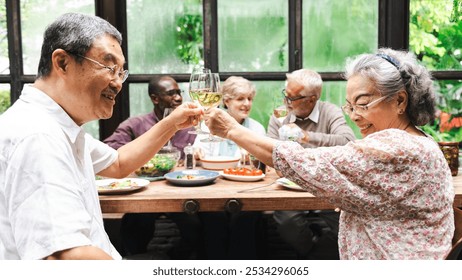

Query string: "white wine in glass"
[[190, 72, 223, 142]]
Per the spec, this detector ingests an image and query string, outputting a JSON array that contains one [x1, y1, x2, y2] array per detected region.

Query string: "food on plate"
[[99, 179, 137, 190], [135, 154, 177, 177], [223, 167, 263, 176], [176, 174, 207, 180]]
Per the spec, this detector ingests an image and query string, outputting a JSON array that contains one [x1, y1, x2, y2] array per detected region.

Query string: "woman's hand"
[[204, 107, 239, 138], [166, 102, 203, 130]]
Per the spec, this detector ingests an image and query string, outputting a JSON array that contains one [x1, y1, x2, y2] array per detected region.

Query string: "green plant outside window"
[[0, 88, 10, 114], [410, 0, 462, 142], [127, 0, 203, 74]]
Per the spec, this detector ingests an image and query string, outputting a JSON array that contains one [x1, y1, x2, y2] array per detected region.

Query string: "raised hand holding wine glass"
[[189, 71, 223, 142], [188, 67, 211, 135]]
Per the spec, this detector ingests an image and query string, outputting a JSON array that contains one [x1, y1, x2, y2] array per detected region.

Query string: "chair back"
[[445, 206, 462, 260]]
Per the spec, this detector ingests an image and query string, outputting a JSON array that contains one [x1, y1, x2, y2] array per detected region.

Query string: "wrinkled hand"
[[167, 102, 203, 130], [204, 107, 238, 138]]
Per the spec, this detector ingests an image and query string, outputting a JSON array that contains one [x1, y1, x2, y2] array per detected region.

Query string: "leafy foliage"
[[0, 89, 10, 114], [410, 0, 462, 70], [0, 1, 8, 74], [175, 14, 203, 65], [435, 82, 462, 116], [420, 119, 462, 142], [411, 0, 462, 142]]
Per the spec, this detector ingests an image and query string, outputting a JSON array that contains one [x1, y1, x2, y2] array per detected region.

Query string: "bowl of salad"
[[135, 146, 180, 178]]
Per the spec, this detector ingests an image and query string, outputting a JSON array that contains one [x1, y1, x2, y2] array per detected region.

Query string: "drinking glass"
[[188, 67, 211, 135], [189, 70, 223, 142], [273, 90, 288, 120], [238, 146, 249, 168]]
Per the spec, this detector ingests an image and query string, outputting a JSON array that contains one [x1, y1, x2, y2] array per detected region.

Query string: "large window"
[[2, 0, 461, 140], [20, 0, 94, 75], [126, 0, 202, 74], [218, 0, 289, 72], [302, 0, 378, 71]]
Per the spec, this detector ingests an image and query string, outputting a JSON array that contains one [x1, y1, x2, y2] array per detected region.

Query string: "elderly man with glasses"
[[0, 13, 203, 260], [267, 69, 356, 259]]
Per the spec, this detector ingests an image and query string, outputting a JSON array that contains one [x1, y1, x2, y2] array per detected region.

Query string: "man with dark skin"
[[104, 76, 196, 159]]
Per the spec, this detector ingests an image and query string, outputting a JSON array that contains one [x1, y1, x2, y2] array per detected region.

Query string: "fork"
[[237, 181, 277, 193]]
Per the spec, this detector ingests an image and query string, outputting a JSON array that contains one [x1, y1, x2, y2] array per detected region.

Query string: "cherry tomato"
[[244, 169, 253, 176], [252, 169, 263, 176]]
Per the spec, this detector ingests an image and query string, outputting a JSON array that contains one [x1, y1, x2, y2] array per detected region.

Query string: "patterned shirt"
[[273, 129, 454, 259]]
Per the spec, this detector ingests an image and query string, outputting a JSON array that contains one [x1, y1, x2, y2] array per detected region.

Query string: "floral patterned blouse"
[[273, 129, 454, 259]]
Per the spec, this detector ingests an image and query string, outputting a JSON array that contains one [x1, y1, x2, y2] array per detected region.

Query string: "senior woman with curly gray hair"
[[204, 48, 454, 259]]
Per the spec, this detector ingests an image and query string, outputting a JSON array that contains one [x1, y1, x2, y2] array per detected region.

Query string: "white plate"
[[165, 170, 220, 186], [96, 178, 149, 195], [220, 172, 265, 182], [276, 177, 304, 191]]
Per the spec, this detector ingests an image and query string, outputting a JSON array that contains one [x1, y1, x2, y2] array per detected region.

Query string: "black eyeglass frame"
[[281, 89, 309, 103], [151, 89, 184, 97]]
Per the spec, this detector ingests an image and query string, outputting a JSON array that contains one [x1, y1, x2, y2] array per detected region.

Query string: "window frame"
[[3, 0, 462, 140]]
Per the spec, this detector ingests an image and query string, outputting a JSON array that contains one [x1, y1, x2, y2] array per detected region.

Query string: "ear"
[[150, 95, 160, 105], [51, 49, 71, 76], [223, 98, 230, 108], [396, 90, 408, 112]]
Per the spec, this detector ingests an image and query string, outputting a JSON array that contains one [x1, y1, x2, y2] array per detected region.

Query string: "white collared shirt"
[[0, 85, 120, 259]]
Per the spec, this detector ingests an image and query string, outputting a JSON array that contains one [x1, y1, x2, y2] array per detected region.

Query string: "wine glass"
[[273, 88, 288, 120], [189, 71, 223, 142], [188, 67, 211, 135]]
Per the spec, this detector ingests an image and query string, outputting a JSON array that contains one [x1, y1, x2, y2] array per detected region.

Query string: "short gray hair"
[[286, 69, 323, 99], [344, 48, 435, 126], [221, 76, 256, 103], [37, 13, 122, 78]]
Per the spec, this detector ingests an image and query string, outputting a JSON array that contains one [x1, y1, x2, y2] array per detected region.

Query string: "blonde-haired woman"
[[194, 76, 265, 157]]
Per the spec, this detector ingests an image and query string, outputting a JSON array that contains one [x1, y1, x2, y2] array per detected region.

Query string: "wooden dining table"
[[99, 167, 462, 214]]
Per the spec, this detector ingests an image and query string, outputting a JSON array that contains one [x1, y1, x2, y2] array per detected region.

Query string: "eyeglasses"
[[75, 54, 129, 83], [160, 89, 183, 97], [281, 89, 309, 104], [341, 95, 390, 116]]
